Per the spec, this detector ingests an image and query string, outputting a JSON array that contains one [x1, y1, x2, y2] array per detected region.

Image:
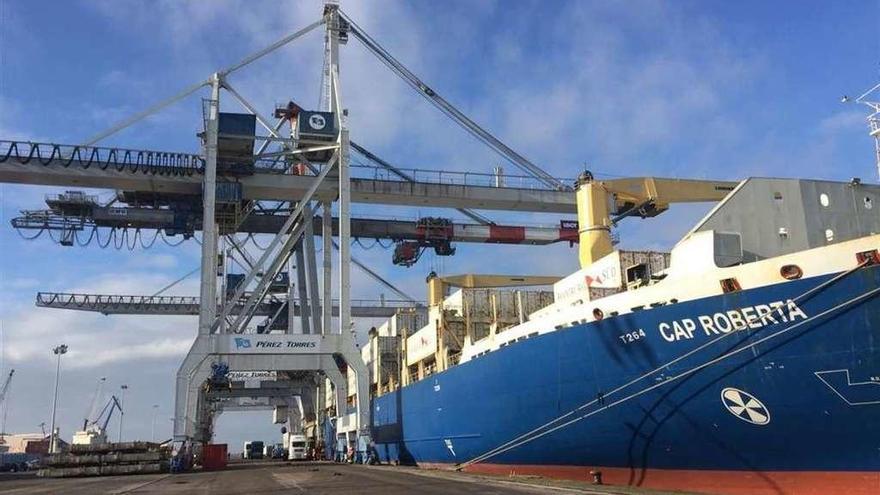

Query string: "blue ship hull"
[[370, 265, 880, 493]]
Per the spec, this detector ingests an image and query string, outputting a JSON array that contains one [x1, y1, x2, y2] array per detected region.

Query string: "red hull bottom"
[[420, 463, 880, 495]]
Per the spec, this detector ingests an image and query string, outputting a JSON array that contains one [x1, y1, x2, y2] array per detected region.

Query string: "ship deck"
[[0, 460, 702, 494]]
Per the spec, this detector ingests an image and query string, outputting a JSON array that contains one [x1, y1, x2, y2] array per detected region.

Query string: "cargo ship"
[[357, 175, 880, 495]]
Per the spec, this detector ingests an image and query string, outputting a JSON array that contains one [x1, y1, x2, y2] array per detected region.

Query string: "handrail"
[[349, 163, 575, 191], [35, 292, 423, 309], [1, 139, 574, 192]]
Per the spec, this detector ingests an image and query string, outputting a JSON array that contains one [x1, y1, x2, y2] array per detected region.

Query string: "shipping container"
[[202, 444, 227, 471]]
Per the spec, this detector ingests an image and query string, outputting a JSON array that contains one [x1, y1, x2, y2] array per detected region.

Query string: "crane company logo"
[[232, 337, 318, 350], [309, 114, 327, 130], [721, 387, 770, 425]]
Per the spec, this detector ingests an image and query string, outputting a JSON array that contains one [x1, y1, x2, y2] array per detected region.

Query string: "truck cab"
[[242, 441, 264, 460], [287, 435, 307, 461]]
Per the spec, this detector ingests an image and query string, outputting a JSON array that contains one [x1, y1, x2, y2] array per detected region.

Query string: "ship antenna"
[[842, 80, 880, 181]]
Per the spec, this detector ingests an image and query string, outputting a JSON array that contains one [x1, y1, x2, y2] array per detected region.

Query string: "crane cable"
[[339, 11, 567, 191], [151, 266, 201, 298]]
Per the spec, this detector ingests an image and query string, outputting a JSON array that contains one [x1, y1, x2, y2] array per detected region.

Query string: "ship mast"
[[844, 82, 880, 181]]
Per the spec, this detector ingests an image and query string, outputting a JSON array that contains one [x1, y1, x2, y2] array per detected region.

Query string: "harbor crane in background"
[[0, 370, 14, 445], [72, 395, 123, 447]]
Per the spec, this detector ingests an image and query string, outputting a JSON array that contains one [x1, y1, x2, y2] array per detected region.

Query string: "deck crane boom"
[[575, 172, 740, 268]]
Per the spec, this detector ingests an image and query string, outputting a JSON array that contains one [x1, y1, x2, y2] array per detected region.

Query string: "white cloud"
[[68, 337, 193, 368], [819, 110, 865, 135], [2, 277, 39, 290], [127, 253, 180, 271]]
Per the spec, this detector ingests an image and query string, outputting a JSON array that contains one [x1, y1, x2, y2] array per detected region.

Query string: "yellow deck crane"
[[574, 172, 740, 269]]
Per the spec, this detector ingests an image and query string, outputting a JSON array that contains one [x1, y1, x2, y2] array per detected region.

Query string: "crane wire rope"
[[151, 266, 201, 298], [340, 11, 566, 191]]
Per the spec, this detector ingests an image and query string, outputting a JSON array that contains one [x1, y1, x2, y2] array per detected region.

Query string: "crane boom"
[[0, 370, 13, 445], [99, 396, 123, 433], [575, 173, 740, 268], [0, 370, 13, 405]]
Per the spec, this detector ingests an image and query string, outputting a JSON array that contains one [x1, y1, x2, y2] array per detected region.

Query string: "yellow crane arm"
[[604, 177, 738, 208], [576, 174, 740, 269]]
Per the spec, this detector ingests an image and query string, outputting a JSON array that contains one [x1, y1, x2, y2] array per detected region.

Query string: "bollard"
[[590, 470, 603, 485]]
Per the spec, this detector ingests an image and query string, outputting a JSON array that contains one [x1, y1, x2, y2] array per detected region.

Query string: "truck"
[[271, 444, 286, 459], [287, 434, 307, 461], [242, 441, 264, 460]]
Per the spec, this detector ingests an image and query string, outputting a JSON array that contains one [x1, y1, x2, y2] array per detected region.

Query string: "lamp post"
[[118, 384, 128, 443], [151, 405, 159, 442], [49, 344, 68, 454]]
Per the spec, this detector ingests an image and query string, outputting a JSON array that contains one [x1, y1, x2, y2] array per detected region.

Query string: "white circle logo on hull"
[[721, 387, 770, 425]]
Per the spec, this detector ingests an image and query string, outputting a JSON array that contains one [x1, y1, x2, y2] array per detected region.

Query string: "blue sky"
[[1, 0, 877, 449]]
